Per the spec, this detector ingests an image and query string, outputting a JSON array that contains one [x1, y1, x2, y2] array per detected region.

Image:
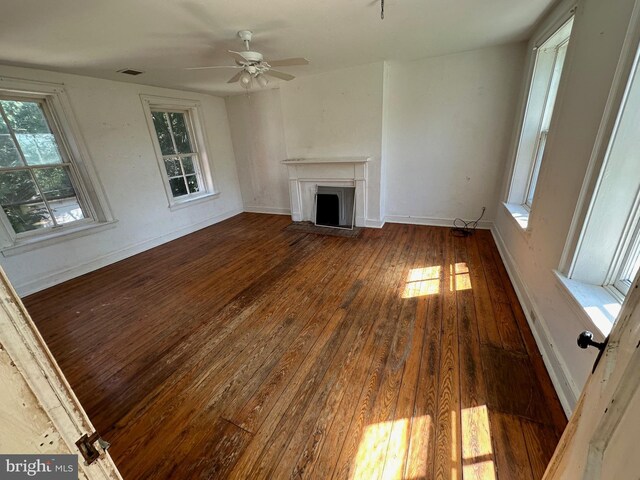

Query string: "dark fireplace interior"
[[316, 194, 340, 227], [315, 185, 355, 229]]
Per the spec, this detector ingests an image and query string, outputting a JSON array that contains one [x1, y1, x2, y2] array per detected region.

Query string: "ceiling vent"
[[117, 69, 144, 76]]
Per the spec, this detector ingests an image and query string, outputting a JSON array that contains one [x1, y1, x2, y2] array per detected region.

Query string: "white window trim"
[[140, 95, 219, 209], [503, 2, 576, 230], [0, 76, 115, 255], [554, 9, 640, 335]]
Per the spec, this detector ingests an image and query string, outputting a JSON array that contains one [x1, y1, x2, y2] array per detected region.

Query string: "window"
[[615, 226, 640, 296], [0, 80, 112, 253], [141, 96, 217, 208], [0, 97, 88, 234], [556, 36, 640, 334], [505, 17, 573, 226]]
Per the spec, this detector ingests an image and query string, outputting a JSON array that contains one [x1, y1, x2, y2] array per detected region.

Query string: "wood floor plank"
[[404, 227, 444, 480], [456, 234, 496, 480], [489, 412, 534, 480], [480, 230, 567, 436], [21, 215, 566, 480], [475, 232, 526, 353]]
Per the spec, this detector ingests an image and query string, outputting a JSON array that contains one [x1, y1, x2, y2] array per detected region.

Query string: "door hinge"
[[76, 432, 110, 465]]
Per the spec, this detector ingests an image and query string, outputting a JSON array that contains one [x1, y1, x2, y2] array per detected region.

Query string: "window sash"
[[150, 109, 206, 199], [614, 224, 640, 296], [524, 130, 548, 209], [0, 97, 92, 237]]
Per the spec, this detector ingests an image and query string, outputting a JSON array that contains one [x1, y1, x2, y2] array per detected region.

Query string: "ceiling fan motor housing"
[[239, 51, 263, 63]]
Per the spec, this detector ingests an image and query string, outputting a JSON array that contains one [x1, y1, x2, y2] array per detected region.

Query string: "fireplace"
[[281, 157, 370, 227], [315, 185, 356, 229]]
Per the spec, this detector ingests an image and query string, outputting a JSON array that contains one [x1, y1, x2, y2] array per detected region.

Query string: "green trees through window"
[[0, 98, 86, 234]]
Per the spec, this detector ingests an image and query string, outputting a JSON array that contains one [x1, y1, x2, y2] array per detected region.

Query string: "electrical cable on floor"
[[451, 207, 486, 237]]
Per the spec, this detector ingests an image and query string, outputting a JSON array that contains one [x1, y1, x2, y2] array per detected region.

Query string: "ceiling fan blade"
[[228, 50, 249, 63], [267, 57, 309, 67], [185, 65, 242, 70], [227, 71, 243, 84], [265, 70, 295, 81]]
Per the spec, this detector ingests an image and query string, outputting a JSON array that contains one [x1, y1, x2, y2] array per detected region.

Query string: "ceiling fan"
[[186, 30, 309, 89]]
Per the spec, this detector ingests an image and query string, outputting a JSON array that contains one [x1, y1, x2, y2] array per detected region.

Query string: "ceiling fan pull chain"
[[381, 0, 384, 19]]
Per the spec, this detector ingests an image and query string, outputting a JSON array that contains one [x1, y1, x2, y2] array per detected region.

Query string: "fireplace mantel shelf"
[[282, 157, 370, 165]]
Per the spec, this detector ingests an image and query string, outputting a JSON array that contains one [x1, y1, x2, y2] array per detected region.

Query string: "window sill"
[[503, 202, 530, 230], [553, 270, 621, 337], [169, 192, 220, 212], [1, 220, 118, 257]]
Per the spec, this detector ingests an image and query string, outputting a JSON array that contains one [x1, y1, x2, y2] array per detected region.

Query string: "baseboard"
[[365, 218, 386, 228], [491, 225, 579, 417], [243, 205, 291, 215], [384, 214, 492, 230], [16, 207, 244, 297]]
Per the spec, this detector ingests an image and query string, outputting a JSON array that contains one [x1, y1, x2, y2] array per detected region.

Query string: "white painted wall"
[[226, 63, 385, 225], [280, 63, 385, 225], [228, 51, 526, 228], [0, 65, 243, 296], [226, 89, 289, 215], [382, 44, 526, 226], [492, 0, 638, 413]]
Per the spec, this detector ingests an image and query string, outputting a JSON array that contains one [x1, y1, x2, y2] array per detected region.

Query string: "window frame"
[[140, 95, 218, 209], [503, 10, 575, 229], [0, 93, 95, 239], [609, 195, 640, 298], [0, 77, 114, 254]]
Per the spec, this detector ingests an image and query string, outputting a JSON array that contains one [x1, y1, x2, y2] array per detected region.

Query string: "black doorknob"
[[577, 330, 606, 352]]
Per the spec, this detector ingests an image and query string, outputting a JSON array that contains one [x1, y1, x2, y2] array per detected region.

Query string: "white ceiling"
[[0, 0, 554, 96]]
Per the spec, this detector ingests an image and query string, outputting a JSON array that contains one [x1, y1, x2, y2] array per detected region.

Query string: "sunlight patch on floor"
[[354, 416, 433, 480], [450, 262, 472, 292], [461, 405, 496, 479], [402, 266, 441, 298]]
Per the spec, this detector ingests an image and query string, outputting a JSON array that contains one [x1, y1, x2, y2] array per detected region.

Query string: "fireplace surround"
[[281, 157, 370, 227]]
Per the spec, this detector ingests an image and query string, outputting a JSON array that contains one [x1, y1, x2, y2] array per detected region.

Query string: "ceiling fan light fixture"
[[256, 74, 269, 88], [239, 70, 252, 89]]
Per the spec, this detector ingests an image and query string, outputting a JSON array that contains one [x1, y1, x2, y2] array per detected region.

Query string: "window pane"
[[168, 112, 193, 154], [186, 174, 199, 193], [3, 202, 52, 233], [182, 156, 195, 175], [0, 170, 53, 233], [0, 137, 22, 168], [32, 167, 86, 225], [164, 158, 182, 177], [1, 100, 62, 165], [16, 133, 63, 165], [151, 112, 175, 155], [169, 177, 188, 197]]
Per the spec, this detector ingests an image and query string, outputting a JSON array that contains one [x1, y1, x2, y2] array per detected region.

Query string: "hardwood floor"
[[24, 213, 567, 479]]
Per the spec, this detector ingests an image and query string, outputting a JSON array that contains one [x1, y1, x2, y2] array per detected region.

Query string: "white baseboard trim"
[[17, 207, 244, 297], [243, 205, 291, 215], [491, 225, 579, 417], [385, 214, 492, 230], [365, 218, 386, 228]]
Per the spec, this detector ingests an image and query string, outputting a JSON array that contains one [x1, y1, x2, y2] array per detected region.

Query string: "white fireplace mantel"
[[282, 157, 370, 227]]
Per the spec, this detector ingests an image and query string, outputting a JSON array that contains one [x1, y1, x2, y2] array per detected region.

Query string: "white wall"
[[492, 0, 638, 413], [228, 51, 526, 228], [226, 88, 289, 215], [226, 63, 385, 225], [383, 44, 526, 226], [280, 63, 385, 224], [0, 65, 243, 296]]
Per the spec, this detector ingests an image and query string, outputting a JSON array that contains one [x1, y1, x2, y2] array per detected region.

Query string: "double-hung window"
[[556, 35, 640, 334], [505, 17, 573, 226], [0, 83, 111, 252], [141, 96, 217, 208]]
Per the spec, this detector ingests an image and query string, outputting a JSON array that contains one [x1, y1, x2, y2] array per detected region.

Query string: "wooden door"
[[545, 272, 640, 479], [0, 268, 121, 479]]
